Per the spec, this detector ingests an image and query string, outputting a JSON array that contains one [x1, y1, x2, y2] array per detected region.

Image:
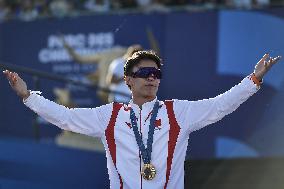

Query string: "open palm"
[[254, 54, 281, 80], [3, 70, 30, 99]]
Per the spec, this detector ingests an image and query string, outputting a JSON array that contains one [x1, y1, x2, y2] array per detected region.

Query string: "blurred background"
[[1, 0, 284, 188]]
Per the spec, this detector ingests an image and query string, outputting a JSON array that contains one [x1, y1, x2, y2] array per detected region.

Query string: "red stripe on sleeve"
[[105, 102, 124, 189], [164, 100, 181, 189]]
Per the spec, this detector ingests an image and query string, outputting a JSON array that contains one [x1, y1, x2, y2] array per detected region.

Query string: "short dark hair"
[[124, 50, 162, 77]]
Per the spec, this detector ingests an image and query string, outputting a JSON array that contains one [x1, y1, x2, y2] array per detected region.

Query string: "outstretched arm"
[[174, 54, 281, 132], [3, 70, 112, 137]]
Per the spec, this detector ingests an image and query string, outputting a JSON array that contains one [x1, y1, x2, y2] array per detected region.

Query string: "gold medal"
[[141, 163, 156, 180], [130, 102, 160, 181]]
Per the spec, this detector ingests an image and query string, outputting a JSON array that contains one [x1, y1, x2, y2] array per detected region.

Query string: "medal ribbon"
[[130, 101, 159, 164]]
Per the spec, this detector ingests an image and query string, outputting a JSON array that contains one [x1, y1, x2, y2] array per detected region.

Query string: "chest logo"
[[125, 119, 162, 130], [124, 104, 163, 130]]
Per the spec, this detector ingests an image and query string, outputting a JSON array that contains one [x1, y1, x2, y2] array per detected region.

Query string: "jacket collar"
[[129, 97, 158, 111]]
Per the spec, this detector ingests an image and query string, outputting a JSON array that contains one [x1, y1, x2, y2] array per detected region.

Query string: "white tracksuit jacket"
[[24, 77, 259, 189]]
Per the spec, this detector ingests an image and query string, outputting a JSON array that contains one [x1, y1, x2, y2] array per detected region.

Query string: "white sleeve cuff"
[[23, 91, 42, 104]]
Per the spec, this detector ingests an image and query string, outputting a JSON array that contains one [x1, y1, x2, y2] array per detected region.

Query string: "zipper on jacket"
[[139, 109, 143, 189]]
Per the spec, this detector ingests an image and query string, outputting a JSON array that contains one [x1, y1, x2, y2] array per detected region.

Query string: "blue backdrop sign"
[[1, 9, 284, 159]]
